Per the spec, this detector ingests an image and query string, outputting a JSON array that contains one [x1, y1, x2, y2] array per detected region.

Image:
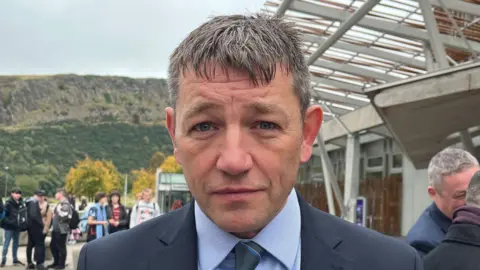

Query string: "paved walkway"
[[1, 243, 84, 270]]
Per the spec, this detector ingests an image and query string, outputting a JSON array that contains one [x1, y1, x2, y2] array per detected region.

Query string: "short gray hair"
[[428, 147, 479, 192], [167, 13, 311, 115], [466, 170, 480, 207]]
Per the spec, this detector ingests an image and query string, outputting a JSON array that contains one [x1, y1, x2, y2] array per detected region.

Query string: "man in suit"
[[78, 14, 422, 270], [406, 148, 479, 257], [424, 170, 480, 270]]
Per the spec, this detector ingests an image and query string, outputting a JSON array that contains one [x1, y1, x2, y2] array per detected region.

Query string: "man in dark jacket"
[[49, 188, 72, 270], [424, 170, 480, 270], [406, 148, 479, 257], [25, 190, 46, 270], [0, 187, 26, 267]]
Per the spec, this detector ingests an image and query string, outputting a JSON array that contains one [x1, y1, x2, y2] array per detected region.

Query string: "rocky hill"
[[0, 75, 173, 196], [0, 74, 169, 127]]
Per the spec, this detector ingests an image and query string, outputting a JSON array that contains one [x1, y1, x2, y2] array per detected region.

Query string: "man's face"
[[55, 192, 62, 201], [429, 166, 479, 218], [11, 192, 21, 200], [143, 192, 152, 202], [166, 65, 322, 237]]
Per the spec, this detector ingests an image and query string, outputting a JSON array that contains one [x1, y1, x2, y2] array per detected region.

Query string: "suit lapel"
[[298, 195, 353, 270], [142, 203, 198, 270]]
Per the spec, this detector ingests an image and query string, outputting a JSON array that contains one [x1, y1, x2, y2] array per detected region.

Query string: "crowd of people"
[[0, 187, 184, 270]]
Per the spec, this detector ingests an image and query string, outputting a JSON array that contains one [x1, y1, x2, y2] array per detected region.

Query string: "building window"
[[392, 154, 403, 168], [367, 156, 383, 168]]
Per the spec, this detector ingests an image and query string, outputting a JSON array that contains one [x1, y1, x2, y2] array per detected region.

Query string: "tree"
[[65, 156, 122, 198], [131, 168, 155, 196], [148, 152, 165, 173], [160, 155, 182, 173], [15, 175, 38, 196]]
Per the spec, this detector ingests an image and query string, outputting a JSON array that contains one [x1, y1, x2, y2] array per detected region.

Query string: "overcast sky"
[[0, 0, 266, 78]]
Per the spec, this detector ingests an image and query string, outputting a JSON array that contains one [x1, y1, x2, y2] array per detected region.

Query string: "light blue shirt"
[[195, 189, 301, 270]]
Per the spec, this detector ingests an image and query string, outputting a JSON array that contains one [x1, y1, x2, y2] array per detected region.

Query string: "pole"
[[4, 166, 8, 198], [124, 174, 128, 206]]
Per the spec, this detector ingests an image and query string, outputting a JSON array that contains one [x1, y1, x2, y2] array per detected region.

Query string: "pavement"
[[0, 243, 84, 270]]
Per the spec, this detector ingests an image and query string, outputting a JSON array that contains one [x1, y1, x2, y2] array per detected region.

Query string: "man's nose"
[[216, 126, 253, 176]]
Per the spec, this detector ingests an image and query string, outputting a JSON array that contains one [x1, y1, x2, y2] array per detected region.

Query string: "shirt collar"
[[195, 188, 301, 270]]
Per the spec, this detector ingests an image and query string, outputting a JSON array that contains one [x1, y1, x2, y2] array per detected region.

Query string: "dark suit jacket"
[[423, 223, 480, 270], [78, 195, 422, 270], [406, 203, 451, 257]]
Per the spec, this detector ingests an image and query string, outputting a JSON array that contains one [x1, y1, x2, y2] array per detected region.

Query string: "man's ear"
[[300, 105, 323, 163], [165, 107, 181, 163]]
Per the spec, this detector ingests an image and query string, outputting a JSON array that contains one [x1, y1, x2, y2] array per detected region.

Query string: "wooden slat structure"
[[296, 175, 403, 236]]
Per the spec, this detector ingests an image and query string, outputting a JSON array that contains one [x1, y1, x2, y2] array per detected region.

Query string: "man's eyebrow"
[[245, 102, 288, 118], [183, 102, 221, 121]]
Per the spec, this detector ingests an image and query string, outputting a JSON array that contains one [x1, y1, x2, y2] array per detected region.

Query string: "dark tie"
[[234, 241, 266, 270]]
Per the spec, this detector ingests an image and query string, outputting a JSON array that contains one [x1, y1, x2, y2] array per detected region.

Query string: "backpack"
[[17, 201, 29, 231], [79, 205, 92, 233], [70, 209, 80, 230]]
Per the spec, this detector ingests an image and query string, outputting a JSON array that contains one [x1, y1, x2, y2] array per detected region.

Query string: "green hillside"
[[0, 75, 173, 196], [0, 121, 173, 196]]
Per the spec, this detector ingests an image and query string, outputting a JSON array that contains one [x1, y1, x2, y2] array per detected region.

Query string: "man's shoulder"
[[307, 207, 417, 264]]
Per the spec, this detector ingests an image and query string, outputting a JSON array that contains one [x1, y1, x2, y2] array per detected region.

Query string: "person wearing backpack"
[[129, 188, 160, 228], [25, 190, 46, 270], [0, 187, 26, 267], [49, 188, 72, 270]]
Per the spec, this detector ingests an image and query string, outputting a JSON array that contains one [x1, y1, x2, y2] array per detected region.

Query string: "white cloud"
[[0, 0, 265, 78]]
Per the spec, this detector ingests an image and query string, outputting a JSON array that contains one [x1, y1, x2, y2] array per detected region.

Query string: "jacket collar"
[[444, 223, 480, 248], [143, 192, 352, 270], [429, 203, 452, 233]]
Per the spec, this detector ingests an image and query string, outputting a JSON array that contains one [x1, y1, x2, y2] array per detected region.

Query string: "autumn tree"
[[65, 156, 123, 199], [160, 155, 183, 173], [131, 168, 155, 196], [148, 152, 165, 173]]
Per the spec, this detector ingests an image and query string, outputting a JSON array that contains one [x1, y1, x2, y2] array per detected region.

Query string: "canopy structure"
[[263, 0, 480, 125], [262, 0, 480, 218]]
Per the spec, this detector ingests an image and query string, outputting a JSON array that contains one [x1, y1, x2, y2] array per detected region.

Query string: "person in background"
[[49, 188, 72, 270], [170, 200, 183, 211], [406, 147, 479, 257], [86, 192, 109, 242], [68, 195, 76, 211], [1, 187, 25, 267], [79, 197, 87, 211], [25, 190, 46, 270], [135, 192, 143, 203], [106, 190, 128, 234], [129, 188, 160, 228], [39, 197, 52, 237], [424, 170, 480, 270]]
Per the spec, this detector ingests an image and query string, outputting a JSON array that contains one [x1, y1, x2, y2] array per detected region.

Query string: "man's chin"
[[212, 209, 267, 238]]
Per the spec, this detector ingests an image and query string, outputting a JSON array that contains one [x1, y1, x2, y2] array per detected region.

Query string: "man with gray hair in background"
[[424, 170, 480, 270], [406, 147, 479, 257]]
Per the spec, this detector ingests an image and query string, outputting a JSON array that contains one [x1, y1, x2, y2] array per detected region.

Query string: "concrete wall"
[[401, 155, 431, 236]]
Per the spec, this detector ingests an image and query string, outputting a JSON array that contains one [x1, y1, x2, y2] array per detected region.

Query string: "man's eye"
[[192, 122, 214, 132], [255, 121, 278, 130]]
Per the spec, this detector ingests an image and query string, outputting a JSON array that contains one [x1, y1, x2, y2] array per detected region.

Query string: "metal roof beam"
[[419, 0, 449, 69], [429, 0, 480, 17], [311, 76, 365, 93], [290, 1, 480, 52], [276, 0, 294, 16], [313, 59, 399, 82], [312, 88, 369, 107], [307, 0, 381, 65], [302, 34, 425, 69], [319, 104, 353, 115]]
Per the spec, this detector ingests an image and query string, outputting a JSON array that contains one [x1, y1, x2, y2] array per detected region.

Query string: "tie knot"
[[234, 241, 266, 270]]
